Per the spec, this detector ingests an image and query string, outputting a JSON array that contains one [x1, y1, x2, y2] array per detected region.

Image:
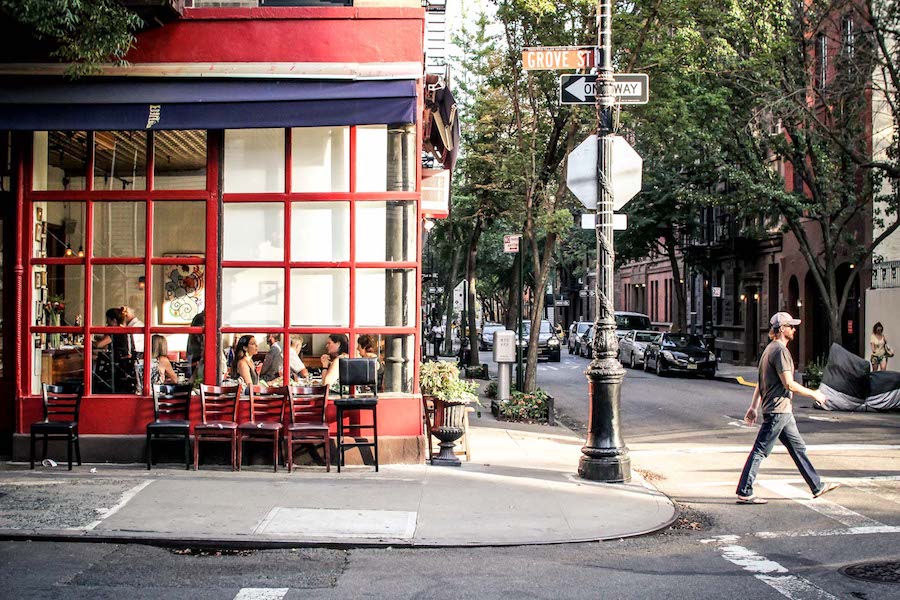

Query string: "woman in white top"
[[871, 322, 890, 372]]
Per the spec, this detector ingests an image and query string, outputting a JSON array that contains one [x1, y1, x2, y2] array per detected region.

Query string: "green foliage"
[[419, 360, 479, 404], [497, 389, 552, 422], [1, 0, 142, 76], [804, 356, 828, 390], [485, 381, 498, 399]]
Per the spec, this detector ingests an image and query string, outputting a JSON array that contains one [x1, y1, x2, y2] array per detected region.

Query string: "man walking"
[[736, 312, 840, 504]]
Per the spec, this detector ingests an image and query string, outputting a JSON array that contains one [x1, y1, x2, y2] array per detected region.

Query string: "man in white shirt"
[[122, 305, 144, 355]]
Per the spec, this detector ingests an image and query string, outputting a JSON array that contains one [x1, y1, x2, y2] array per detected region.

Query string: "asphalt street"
[[2, 347, 900, 599]]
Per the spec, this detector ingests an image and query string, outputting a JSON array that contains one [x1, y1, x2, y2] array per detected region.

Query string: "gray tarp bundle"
[[818, 343, 900, 411]]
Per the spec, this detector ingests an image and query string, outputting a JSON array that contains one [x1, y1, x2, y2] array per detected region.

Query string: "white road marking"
[[82, 479, 154, 531], [682, 474, 900, 489], [234, 589, 289, 600], [760, 480, 884, 529], [852, 479, 900, 507], [703, 535, 840, 600], [756, 525, 900, 539]]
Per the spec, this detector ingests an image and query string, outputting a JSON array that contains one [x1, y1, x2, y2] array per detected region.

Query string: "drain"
[[840, 560, 900, 584]]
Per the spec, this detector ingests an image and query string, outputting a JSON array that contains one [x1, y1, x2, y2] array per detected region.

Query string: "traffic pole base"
[[578, 454, 631, 483]]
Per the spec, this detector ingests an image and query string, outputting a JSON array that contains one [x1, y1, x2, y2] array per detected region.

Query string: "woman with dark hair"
[[321, 333, 349, 387], [871, 322, 891, 372], [93, 307, 128, 351], [92, 307, 135, 393], [231, 334, 259, 386]]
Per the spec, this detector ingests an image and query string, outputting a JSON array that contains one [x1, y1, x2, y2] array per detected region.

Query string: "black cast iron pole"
[[578, 0, 631, 483]]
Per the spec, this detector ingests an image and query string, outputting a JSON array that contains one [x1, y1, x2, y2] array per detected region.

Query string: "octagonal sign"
[[566, 135, 643, 211]]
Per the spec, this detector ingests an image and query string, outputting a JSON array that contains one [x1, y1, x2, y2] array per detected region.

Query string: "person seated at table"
[[321, 333, 349, 388], [231, 334, 259, 387], [185, 310, 205, 379], [92, 307, 135, 393], [356, 334, 382, 393], [150, 335, 178, 385], [93, 307, 131, 354], [259, 333, 284, 383], [289, 335, 310, 381]]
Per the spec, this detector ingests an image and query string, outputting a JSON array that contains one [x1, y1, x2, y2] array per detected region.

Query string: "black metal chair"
[[147, 384, 193, 470], [30, 383, 83, 470], [334, 357, 379, 472]]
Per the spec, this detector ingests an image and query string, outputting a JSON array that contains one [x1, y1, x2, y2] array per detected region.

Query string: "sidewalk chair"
[[335, 357, 379, 472], [147, 384, 193, 470], [421, 395, 473, 463], [239, 385, 286, 472], [30, 383, 83, 471], [195, 383, 240, 470], [285, 384, 330, 472]]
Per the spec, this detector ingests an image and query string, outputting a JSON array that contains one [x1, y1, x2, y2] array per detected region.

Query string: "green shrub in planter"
[[419, 360, 479, 404], [804, 356, 828, 390], [498, 389, 551, 422]]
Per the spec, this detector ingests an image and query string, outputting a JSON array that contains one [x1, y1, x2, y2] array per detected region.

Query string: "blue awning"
[[0, 77, 417, 130]]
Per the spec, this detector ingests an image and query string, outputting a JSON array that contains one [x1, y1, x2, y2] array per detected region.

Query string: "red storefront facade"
[[0, 6, 431, 464]]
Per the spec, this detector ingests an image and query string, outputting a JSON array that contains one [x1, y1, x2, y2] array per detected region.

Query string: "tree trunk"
[[466, 216, 484, 367], [524, 232, 558, 392], [505, 252, 520, 330]]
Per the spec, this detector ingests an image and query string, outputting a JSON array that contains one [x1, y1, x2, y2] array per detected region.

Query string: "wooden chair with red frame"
[[238, 385, 287, 472], [194, 383, 241, 471], [285, 384, 330, 473]]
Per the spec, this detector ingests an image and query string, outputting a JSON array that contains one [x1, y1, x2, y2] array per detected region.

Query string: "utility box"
[[493, 330, 516, 363]]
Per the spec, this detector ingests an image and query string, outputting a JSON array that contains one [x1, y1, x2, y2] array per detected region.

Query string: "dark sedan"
[[644, 333, 717, 378]]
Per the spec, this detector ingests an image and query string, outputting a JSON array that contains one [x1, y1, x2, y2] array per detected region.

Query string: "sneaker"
[[813, 482, 841, 499]]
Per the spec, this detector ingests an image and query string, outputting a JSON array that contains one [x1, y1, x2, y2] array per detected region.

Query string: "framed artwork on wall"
[[36, 207, 43, 221], [34, 223, 42, 242], [161, 255, 205, 325]]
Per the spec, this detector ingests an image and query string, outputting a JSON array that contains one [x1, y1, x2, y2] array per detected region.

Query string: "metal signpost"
[[504, 234, 524, 391]]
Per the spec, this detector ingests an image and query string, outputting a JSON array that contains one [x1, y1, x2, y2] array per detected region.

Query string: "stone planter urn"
[[430, 396, 467, 467]]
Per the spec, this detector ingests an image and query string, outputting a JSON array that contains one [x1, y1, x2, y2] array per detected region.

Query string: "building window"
[[841, 16, 855, 59], [815, 33, 827, 89]]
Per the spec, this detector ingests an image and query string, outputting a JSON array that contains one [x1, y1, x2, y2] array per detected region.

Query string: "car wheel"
[[630, 353, 636, 369], [643, 357, 649, 372], [655, 358, 664, 376]]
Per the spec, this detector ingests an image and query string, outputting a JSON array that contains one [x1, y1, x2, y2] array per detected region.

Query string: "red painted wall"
[[128, 8, 424, 64]]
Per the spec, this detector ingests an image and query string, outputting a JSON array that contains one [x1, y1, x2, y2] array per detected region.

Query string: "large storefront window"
[[28, 124, 418, 396]]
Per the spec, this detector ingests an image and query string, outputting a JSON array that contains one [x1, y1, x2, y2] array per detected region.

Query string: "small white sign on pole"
[[580, 213, 628, 230], [503, 234, 521, 253], [712, 287, 722, 298]]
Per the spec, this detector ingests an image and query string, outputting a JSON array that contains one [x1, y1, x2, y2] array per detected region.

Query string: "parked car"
[[568, 321, 593, 355], [579, 325, 595, 358], [479, 322, 506, 351], [517, 320, 561, 362], [614, 311, 652, 339], [618, 330, 662, 368], [643, 332, 717, 378]]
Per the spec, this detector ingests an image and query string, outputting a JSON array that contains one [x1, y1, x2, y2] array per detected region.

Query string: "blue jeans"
[[736, 413, 823, 497]]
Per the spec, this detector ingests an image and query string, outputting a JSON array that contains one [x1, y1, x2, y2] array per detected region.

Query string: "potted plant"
[[419, 361, 478, 466]]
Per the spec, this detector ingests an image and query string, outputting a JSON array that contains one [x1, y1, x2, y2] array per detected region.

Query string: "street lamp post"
[[579, 0, 631, 483]]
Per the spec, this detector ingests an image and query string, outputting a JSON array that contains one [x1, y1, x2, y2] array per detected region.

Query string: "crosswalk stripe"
[[703, 535, 839, 600], [852, 480, 900, 507], [755, 525, 900, 539], [761, 480, 884, 529], [234, 589, 289, 600]]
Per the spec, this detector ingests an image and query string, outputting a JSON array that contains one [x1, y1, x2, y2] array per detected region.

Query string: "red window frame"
[[24, 125, 423, 400]]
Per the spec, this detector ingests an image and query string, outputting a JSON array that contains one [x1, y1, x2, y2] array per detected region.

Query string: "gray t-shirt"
[[758, 340, 794, 414]]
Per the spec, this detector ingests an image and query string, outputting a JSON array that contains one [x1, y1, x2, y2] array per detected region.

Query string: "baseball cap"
[[770, 312, 801, 329]]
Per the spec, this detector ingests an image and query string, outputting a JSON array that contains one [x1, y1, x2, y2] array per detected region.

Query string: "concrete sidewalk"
[[0, 417, 677, 548], [714, 362, 758, 387]]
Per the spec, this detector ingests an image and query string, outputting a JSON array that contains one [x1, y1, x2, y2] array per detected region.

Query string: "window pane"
[[152, 263, 206, 326], [93, 202, 147, 257], [290, 268, 349, 327], [146, 333, 193, 386], [291, 127, 349, 192], [33, 201, 85, 258], [32, 265, 84, 327], [32, 334, 85, 395], [224, 129, 284, 193], [355, 125, 387, 192], [221, 332, 266, 384], [223, 203, 284, 261], [355, 201, 416, 262], [355, 333, 414, 393], [91, 265, 145, 329], [355, 269, 415, 327], [222, 268, 284, 327], [153, 201, 206, 257], [286, 333, 334, 377], [93, 131, 147, 191], [91, 326, 138, 395], [154, 130, 207, 190], [290, 202, 349, 262], [33, 131, 88, 191]]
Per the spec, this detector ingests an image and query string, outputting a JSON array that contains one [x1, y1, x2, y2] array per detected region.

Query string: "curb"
[[714, 374, 757, 388]]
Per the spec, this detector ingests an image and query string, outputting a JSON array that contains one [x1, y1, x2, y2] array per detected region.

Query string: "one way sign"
[[559, 74, 649, 105]]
